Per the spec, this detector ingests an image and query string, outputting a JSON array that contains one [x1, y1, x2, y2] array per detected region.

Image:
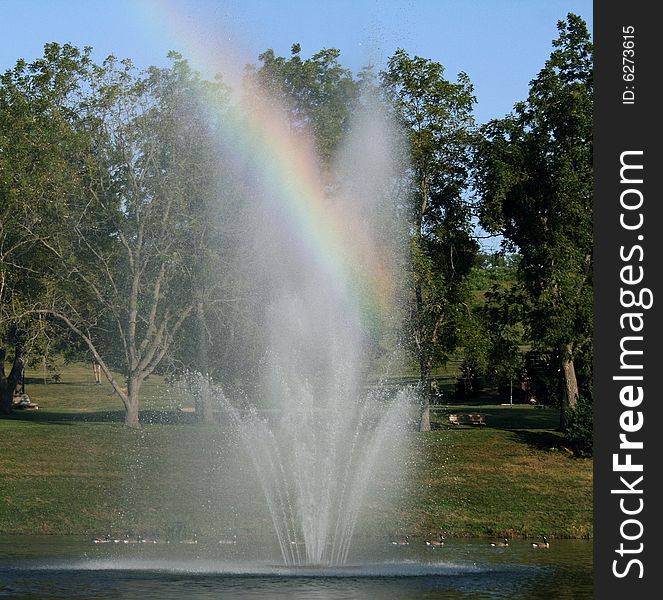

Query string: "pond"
[[0, 535, 591, 599]]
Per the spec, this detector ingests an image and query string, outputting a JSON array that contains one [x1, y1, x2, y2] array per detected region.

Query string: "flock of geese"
[[94, 533, 550, 549], [92, 533, 237, 545], [392, 535, 550, 549]]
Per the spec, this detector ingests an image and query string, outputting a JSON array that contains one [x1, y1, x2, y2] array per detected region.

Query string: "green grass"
[[0, 363, 592, 540], [358, 401, 592, 541]]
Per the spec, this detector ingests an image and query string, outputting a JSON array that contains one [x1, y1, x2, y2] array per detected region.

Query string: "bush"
[[565, 395, 593, 457]]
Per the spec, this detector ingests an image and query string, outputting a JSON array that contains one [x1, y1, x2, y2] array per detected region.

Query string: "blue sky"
[[1, 0, 592, 125]]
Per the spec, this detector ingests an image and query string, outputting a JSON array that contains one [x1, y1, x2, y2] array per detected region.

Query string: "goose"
[[490, 537, 509, 548], [218, 535, 237, 545], [531, 536, 549, 549], [391, 535, 409, 546], [122, 537, 140, 544], [181, 534, 198, 545], [425, 533, 445, 548], [93, 535, 112, 544]]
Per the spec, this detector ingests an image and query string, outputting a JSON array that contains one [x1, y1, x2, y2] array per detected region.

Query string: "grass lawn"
[[0, 363, 592, 540]]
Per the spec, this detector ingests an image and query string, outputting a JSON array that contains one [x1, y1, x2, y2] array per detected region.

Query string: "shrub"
[[565, 395, 593, 457]]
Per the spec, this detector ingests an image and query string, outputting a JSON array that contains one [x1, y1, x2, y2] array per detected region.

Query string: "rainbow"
[[138, 0, 396, 330]]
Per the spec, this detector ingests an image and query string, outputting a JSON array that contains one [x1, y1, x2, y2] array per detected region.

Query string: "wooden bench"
[[447, 413, 486, 427]]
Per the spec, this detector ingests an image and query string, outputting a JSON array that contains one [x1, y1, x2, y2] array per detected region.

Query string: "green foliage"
[[0, 44, 242, 421], [466, 252, 519, 292], [380, 50, 478, 387], [247, 44, 361, 165], [475, 14, 592, 351], [1, 17, 593, 431], [454, 358, 484, 399], [474, 14, 593, 429], [0, 44, 98, 405], [453, 307, 489, 399], [474, 282, 524, 396], [564, 395, 593, 457], [524, 349, 561, 407]]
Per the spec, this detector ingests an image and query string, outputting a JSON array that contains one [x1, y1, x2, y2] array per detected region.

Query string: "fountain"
[[0, 58, 593, 600], [223, 301, 412, 567], [205, 92, 415, 567]]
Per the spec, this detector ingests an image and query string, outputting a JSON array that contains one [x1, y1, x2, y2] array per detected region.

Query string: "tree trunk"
[[0, 346, 24, 416], [559, 341, 579, 430], [125, 378, 141, 427], [0, 386, 11, 415], [418, 342, 432, 432], [415, 276, 446, 433], [92, 362, 102, 384], [414, 276, 432, 432], [419, 388, 431, 432], [195, 301, 214, 424], [198, 374, 214, 424]]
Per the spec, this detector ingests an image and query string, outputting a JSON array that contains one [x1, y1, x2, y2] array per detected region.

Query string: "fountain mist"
[[200, 90, 413, 566]]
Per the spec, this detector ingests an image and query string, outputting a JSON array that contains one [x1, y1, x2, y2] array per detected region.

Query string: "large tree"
[[381, 49, 478, 431], [0, 44, 95, 413], [247, 44, 361, 167], [474, 14, 593, 428], [29, 51, 227, 426], [160, 54, 256, 421]]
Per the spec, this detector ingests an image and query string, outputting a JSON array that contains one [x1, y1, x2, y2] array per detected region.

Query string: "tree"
[[238, 45, 399, 387], [247, 44, 361, 168], [0, 44, 95, 414], [1, 44, 267, 424], [381, 49, 478, 431], [29, 52, 227, 426], [0, 342, 23, 414], [474, 14, 593, 429], [146, 55, 238, 423], [481, 283, 526, 401], [157, 54, 255, 421]]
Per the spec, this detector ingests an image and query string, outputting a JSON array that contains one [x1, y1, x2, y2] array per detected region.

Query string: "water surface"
[[0, 535, 591, 599]]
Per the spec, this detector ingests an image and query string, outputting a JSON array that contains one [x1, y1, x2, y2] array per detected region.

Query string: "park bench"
[[447, 412, 486, 427]]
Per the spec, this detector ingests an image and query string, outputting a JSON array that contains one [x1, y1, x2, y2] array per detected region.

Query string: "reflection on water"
[[0, 535, 591, 599]]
